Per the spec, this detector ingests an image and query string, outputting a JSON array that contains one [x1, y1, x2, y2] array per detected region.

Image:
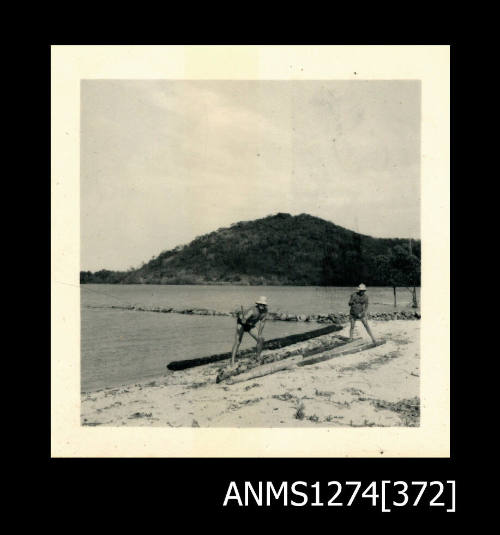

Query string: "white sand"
[[81, 320, 420, 428]]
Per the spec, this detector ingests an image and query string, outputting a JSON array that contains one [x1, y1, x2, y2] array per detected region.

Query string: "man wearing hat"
[[348, 284, 377, 345], [231, 296, 269, 366]]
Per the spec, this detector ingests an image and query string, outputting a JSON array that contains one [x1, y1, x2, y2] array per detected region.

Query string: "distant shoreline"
[[81, 281, 421, 289]]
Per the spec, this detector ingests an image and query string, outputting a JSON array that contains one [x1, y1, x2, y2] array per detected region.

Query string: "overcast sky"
[[81, 80, 420, 271]]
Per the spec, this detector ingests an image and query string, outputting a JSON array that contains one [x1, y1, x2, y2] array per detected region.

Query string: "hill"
[[80, 213, 420, 286]]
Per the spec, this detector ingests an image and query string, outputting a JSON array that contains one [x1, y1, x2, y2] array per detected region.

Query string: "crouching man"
[[231, 296, 268, 366]]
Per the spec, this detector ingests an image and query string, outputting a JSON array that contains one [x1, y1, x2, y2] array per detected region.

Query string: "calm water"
[[81, 284, 420, 392]]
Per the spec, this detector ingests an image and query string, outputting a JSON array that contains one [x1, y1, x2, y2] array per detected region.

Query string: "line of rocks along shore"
[[86, 304, 421, 322]]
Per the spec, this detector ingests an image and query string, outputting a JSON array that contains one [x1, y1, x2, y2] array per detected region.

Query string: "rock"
[[128, 412, 152, 419]]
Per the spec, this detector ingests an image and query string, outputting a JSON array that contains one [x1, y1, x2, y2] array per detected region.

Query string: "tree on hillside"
[[375, 245, 421, 307]]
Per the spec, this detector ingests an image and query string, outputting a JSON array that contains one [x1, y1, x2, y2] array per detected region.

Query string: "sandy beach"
[[81, 319, 420, 428]]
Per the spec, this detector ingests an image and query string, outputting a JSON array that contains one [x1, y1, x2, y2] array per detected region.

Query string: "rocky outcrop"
[[310, 311, 421, 322], [86, 304, 421, 322]]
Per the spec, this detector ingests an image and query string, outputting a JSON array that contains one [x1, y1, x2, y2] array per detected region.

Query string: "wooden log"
[[298, 339, 386, 367], [220, 339, 386, 384], [225, 356, 303, 384], [216, 335, 353, 383]]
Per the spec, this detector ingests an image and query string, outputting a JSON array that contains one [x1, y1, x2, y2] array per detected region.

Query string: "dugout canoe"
[[166, 323, 343, 371]]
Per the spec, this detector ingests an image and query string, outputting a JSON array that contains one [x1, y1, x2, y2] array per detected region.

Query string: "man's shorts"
[[350, 314, 367, 322], [237, 318, 254, 332]]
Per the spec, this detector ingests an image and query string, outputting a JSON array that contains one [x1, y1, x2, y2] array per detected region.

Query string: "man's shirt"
[[349, 292, 368, 317]]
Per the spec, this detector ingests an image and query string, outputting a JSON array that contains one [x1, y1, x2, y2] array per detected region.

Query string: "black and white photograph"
[[51, 46, 449, 457], [79, 79, 421, 428]]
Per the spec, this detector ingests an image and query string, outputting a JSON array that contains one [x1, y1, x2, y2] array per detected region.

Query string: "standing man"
[[348, 284, 377, 345], [231, 296, 268, 366]]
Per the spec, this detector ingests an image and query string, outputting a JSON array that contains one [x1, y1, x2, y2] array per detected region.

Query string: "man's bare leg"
[[256, 337, 264, 359], [231, 326, 244, 366], [349, 318, 356, 340], [247, 329, 263, 362], [361, 317, 377, 345]]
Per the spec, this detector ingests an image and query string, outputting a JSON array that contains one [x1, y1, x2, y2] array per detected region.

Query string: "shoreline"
[[81, 319, 420, 427]]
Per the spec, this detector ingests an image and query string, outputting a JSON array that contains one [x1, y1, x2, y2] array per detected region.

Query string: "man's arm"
[[239, 306, 253, 322]]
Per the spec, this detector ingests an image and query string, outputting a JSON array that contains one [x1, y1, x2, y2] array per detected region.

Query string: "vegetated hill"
[[81, 213, 421, 286]]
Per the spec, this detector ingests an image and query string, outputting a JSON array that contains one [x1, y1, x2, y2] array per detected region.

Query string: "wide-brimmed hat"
[[357, 283, 367, 291], [256, 296, 268, 306]]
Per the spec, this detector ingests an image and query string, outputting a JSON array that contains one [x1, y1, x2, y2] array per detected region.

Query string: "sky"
[[81, 80, 420, 271]]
